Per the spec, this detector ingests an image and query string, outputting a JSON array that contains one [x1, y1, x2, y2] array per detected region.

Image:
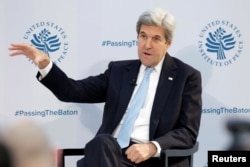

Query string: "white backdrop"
[[1, 0, 250, 166]]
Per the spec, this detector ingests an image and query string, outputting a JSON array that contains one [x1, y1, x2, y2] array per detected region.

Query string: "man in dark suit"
[[9, 8, 202, 167]]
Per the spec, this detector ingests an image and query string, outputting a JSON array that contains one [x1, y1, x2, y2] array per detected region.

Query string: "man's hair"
[[136, 8, 176, 41]]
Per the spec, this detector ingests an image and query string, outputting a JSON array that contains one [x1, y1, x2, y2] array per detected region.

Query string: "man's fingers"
[[10, 43, 30, 48], [9, 43, 32, 52], [125, 143, 155, 164], [125, 145, 143, 164], [9, 43, 36, 57], [9, 50, 24, 56], [127, 153, 143, 164]]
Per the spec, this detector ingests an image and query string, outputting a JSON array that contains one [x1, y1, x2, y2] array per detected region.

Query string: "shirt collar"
[[140, 56, 164, 73]]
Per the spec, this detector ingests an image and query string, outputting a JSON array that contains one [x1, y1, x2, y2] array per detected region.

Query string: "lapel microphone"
[[130, 79, 137, 86]]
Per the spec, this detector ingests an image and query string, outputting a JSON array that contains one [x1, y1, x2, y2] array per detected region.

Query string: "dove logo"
[[23, 22, 69, 64], [198, 20, 243, 67]]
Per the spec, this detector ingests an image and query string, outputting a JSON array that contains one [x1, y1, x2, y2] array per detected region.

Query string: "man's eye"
[[153, 37, 161, 41]]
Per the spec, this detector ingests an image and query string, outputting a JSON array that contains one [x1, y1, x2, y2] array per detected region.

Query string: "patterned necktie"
[[117, 67, 154, 148]]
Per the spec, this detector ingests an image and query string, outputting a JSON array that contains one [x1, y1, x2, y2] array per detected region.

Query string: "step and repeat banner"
[[1, 0, 250, 166]]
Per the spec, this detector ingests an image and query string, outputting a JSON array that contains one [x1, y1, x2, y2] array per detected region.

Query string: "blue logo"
[[198, 20, 243, 67], [31, 28, 61, 56], [24, 22, 69, 64]]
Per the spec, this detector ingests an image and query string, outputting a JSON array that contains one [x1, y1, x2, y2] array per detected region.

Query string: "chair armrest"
[[160, 142, 199, 167]]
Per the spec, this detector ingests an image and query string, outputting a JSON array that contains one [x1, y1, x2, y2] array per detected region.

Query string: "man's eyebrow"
[[139, 31, 163, 39], [153, 35, 161, 38], [139, 31, 146, 34]]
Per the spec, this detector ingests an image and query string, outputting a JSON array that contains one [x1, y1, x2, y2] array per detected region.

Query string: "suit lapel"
[[114, 61, 141, 125], [149, 54, 178, 139]]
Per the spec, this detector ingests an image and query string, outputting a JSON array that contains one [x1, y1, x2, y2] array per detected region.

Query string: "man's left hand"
[[125, 142, 157, 164]]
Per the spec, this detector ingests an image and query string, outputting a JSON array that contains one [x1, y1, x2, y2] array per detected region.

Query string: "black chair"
[[160, 142, 199, 167], [59, 141, 199, 167]]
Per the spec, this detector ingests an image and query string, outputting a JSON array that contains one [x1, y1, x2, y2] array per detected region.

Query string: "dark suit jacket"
[[38, 53, 202, 167]]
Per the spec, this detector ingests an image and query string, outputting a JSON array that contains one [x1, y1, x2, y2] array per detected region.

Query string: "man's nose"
[[144, 39, 152, 49]]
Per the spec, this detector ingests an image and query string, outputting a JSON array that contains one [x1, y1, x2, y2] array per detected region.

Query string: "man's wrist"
[[38, 61, 53, 80], [38, 58, 51, 69], [150, 141, 161, 157]]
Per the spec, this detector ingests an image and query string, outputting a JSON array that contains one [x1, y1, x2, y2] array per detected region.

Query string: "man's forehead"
[[139, 25, 165, 37]]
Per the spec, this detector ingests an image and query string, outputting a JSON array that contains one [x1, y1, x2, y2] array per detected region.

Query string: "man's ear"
[[165, 40, 172, 50]]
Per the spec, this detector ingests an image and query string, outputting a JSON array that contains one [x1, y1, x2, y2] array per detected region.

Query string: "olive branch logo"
[[206, 27, 236, 60], [31, 28, 61, 56]]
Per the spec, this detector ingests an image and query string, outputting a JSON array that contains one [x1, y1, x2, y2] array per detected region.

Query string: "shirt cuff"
[[38, 60, 53, 80], [150, 141, 161, 157]]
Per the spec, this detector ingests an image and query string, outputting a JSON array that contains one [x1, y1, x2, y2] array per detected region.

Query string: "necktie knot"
[[144, 67, 154, 77]]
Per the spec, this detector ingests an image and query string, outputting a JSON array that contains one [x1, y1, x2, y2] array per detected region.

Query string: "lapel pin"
[[168, 77, 173, 80]]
